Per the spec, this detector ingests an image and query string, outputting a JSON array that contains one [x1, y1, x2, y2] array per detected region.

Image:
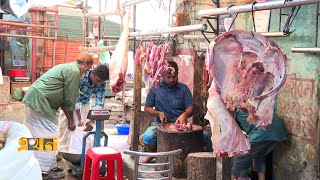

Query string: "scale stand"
[[66, 110, 111, 177]]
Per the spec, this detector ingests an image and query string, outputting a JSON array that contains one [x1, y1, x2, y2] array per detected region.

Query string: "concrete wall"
[[267, 5, 320, 180], [175, 0, 320, 179], [223, 3, 320, 180]]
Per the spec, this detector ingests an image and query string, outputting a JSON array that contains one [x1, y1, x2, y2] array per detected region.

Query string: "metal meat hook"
[[283, 5, 301, 35]]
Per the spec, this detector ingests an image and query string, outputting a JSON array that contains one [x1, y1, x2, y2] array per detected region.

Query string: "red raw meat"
[[206, 30, 287, 128]]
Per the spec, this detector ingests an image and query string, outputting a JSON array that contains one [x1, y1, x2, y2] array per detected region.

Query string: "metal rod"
[[129, 24, 208, 37], [121, 0, 150, 8], [0, 20, 58, 29], [85, 11, 117, 17], [0, 33, 56, 40], [184, 34, 216, 40], [198, 0, 320, 17], [259, 31, 290, 37], [291, 47, 320, 53], [315, 3, 319, 47], [79, 46, 116, 52]]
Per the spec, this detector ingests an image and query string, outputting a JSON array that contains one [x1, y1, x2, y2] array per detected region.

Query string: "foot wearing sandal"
[[42, 171, 65, 180]]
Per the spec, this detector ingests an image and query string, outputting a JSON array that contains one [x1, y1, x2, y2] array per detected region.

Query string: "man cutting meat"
[[139, 61, 194, 163], [22, 53, 94, 179]]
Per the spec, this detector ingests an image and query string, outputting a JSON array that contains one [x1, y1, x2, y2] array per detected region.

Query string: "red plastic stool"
[[83, 146, 123, 180]]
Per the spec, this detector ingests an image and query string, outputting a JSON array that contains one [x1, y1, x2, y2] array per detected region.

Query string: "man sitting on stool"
[[139, 61, 194, 163]]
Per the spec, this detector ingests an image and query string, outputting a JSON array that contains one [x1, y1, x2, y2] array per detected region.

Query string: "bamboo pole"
[[0, 20, 58, 29], [0, 33, 56, 40]]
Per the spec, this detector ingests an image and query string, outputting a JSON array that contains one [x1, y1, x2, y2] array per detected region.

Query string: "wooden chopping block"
[[157, 123, 204, 178], [187, 152, 216, 180]]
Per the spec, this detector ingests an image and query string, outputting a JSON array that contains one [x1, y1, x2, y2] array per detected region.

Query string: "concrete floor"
[[57, 124, 186, 180], [58, 124, 131, 180]]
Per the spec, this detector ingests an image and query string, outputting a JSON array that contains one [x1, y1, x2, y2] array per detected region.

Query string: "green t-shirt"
[[98, 39, 110, 64], [22, 62, 80, 124], [235, 109, 288, 143]]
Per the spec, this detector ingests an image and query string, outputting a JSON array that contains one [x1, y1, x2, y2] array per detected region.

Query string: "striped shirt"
[[77, 70, 106, 109]]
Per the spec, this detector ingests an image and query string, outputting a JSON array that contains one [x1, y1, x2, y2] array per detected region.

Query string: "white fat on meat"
[[205, 85, 250, 157]]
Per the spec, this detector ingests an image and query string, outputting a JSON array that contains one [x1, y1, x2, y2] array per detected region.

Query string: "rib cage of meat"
[[205, 30, 287, 157], [206, 30, 287, 128]]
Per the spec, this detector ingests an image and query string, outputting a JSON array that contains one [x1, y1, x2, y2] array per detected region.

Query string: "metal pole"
[[85, 11, 118, 17], [291, 47, 320, 53], [129, 24, 208, 37], [198, 0, 320, 17], [98, 0, 101, 40], [79, 45, 116, 52], [122, 0, 150, 8]]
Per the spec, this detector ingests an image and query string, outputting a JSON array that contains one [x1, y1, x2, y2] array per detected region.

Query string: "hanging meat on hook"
[[109, 14, 130, 93], [205, 30, 287, 157]]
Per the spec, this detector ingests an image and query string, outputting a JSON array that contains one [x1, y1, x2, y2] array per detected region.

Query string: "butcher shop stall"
[[0, 0, 320, 180]]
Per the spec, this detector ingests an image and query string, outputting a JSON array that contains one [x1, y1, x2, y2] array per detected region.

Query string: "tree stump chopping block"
[[187, 152, 216, 180], [157, 123, 204, 178]]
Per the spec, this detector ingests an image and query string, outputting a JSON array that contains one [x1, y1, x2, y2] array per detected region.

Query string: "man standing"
[[140, 61, 194, 163], [231, 109, 287, 180], [22, 53, 94, 179], [58, 64, 109, 149]]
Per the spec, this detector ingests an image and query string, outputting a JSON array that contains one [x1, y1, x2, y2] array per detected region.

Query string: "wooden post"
[[216, 157, 232, 180], [131, 65, 142, 151], [157, 123, 204, 178], [187, 152, 216, 180], [192, 51, 205, 125]]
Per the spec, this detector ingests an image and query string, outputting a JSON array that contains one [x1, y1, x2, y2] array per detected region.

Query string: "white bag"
[[0, 121, 42, 180], [68, 127, 93, 154]]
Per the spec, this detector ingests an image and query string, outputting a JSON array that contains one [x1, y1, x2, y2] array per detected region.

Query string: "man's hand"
[[175, 114, 187, 124], [68, 120, 76, 131], [83, 121, 94, 131], [158, 112, 168, 123]]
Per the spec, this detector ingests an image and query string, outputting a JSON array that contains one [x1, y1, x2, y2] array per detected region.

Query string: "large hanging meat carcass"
[[205, 30, 287, 157], [109, 14, 130, 93]]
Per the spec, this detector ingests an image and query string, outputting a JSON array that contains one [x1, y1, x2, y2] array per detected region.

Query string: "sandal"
[[42, 171, 65, 180], [52, 167, 64, 172]]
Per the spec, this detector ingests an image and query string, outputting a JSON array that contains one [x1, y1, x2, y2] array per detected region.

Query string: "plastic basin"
[[8, 69, 26, 77], [115, 124, 130, 135]]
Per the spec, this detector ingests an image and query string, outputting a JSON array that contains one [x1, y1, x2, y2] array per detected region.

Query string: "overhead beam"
[[198, 0, 320, 17], [0, 33, 56, 40], [79, 46, 116, 52], [128, 24, 207, 37], [121, 0, 151, 8]]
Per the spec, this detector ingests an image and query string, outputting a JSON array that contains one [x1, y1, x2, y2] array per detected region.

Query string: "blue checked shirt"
[[76, 70, 106, 109]]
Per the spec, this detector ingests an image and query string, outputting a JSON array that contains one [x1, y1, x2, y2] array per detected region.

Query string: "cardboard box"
[[0, 76, 10, 103], [0, 102, 26, 124]]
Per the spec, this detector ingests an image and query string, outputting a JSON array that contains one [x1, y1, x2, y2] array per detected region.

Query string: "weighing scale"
[[65, 109, 111, 177]]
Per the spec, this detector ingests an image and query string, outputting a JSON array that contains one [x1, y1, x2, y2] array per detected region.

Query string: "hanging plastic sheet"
[[1, 0, 70, 18]]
